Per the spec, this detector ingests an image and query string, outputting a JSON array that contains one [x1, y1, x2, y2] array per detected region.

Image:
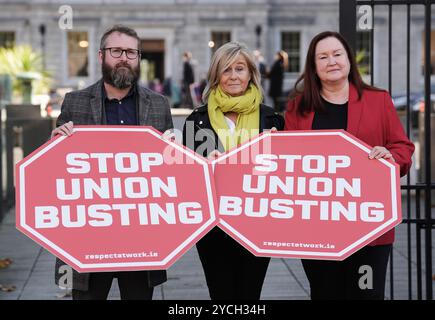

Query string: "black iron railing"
[[340, 0, 434, 300]]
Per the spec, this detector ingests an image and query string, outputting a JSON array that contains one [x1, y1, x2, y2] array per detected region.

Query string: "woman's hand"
[[369, 146, 395, 162], [51, 121, 74, 138], [263, 127, 278, 133], [207, 150, 223, 160]]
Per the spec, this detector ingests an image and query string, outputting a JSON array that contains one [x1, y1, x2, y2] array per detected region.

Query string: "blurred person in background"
[[182, 51, 195, 108], [253, 49, 267, 90], [268, 50, 288, 112]]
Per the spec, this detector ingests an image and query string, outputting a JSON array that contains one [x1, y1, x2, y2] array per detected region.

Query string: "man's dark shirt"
[[103, 86, 137, 125]]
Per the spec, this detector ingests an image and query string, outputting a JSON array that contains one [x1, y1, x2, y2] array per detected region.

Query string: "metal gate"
[[340, 0, 434, 300]]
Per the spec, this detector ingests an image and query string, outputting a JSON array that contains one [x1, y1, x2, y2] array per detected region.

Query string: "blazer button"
[[199, 121, 203, 125]]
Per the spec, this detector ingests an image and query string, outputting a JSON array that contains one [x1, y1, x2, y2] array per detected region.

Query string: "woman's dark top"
[[312, 97, 348, 130]]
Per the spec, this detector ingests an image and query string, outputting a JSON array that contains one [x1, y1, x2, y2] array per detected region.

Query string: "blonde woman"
[[182, 42, 284, 299]]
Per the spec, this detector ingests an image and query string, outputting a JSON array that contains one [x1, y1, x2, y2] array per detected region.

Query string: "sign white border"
[[212, 130, 401, 259], [17, 127, 217, 270]]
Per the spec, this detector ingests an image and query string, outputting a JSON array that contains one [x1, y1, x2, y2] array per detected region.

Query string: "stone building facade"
[[0, 0, 434, 97]]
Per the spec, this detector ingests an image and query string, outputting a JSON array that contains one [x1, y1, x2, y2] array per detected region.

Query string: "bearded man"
[[52, 25, 172, 300]]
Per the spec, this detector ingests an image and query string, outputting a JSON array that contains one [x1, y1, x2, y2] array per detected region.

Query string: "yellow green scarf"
[[207, 83, 261, 151]]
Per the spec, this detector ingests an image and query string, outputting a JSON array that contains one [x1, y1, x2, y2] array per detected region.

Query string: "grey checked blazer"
[[54, 79, 172, 291]]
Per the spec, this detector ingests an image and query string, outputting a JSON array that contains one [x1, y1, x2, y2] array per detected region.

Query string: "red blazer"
[[284, 84, 415, 246]]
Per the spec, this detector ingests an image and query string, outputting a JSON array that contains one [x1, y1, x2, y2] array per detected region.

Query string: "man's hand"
[[51, 121, 74, 138]]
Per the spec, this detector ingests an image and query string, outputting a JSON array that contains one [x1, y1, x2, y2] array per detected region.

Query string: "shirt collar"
[[103, 84, 136, 101]]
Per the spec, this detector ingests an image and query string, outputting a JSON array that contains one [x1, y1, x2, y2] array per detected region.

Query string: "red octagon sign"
[[16, 126, 217, 272], [213, 130, 401, 261]]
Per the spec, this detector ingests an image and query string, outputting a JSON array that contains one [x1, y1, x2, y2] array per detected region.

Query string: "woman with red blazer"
[[285, 31, 414, 300]]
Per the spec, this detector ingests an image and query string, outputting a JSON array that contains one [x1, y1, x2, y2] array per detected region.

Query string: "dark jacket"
[[183, 61, 195, 85], [268, 60, 284, 98], [56, 80, 173, 133], [183, 103, 284, 156], [54, 79, 171, 291]]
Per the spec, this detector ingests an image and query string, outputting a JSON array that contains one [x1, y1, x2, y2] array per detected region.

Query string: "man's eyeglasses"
[[102, 47, 140, 60]]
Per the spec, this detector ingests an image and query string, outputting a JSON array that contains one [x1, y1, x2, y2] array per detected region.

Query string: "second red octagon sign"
[[212, 130, 401, 261], [16, 126, 217, 272]]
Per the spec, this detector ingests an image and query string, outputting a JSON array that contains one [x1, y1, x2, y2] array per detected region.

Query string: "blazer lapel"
[[90, 80, 103, 125], [137, 86, 151, 126], [346, 83, 363, 136], [301, 112, 315, 130]]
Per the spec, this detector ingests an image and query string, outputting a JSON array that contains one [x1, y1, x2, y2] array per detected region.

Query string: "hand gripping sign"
[[212, 130, 402, 261], [16, 126, 217, 272]]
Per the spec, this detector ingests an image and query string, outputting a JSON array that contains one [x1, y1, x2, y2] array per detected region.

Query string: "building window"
[[281, 32, 300, 73], [68, 31, 89, 77], [210, 31, 231, 54], [356, 31, 372, 76], [0, 32, 15, 48]]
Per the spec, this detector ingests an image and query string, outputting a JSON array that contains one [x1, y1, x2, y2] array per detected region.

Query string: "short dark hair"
[[100, 25, 140, 50]]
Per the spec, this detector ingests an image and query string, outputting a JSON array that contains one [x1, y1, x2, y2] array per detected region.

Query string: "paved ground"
[[0, 200, 433, 300], [0, 207, 310, 300]]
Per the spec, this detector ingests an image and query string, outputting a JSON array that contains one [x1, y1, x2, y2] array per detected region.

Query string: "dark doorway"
[[140, 39, 165, 84]]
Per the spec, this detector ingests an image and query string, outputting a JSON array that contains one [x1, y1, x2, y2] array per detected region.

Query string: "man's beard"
[[102, 58, 140, 89]]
